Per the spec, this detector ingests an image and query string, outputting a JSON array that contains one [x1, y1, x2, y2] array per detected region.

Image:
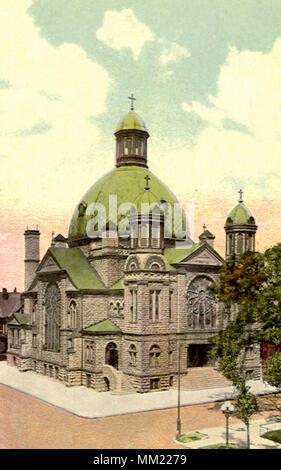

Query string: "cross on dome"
[[238, 189, 243, 203], [144, 174, 151, 190], [128, 93, 136, 111]]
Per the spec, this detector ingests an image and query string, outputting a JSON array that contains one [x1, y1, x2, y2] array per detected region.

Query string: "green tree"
[[209, 242, 281, 391], [235, 383, 258, 448], [263, 351, 281, 388]]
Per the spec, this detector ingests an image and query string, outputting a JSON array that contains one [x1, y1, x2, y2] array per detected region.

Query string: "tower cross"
[[128, 93, 136, 111], [238, 189, 243, 202], [144, 174, 151, 190], [202, 223, 207, 232]]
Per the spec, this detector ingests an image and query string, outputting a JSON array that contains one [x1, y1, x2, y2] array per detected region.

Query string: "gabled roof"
[[164, 242, 225, 267], [0, 291, 23, 319], [49, 248, 105, 290], [109, 278, 124, 290], [53, 234, 67, 242], [164, 243, 203, 266], [9, 313, 29, 326], [83, 319, 122, 334], [33, 247, 124, 292]]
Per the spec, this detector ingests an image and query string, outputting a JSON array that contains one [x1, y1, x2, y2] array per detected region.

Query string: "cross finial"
[[238, 189, 243, 203], [144, 174, 151, 190], [202, 223, 207, 232], [128, 93, 136, 111]]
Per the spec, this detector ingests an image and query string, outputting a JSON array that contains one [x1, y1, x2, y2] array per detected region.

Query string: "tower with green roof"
[[224, 190, 257, 258]]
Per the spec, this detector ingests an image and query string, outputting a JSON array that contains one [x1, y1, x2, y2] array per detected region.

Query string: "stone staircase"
[[103, 364, 135, 394], [176, 367, 231, 390]]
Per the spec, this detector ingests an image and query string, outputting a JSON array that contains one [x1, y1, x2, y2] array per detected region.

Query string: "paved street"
[[0, 384, 276, 449]]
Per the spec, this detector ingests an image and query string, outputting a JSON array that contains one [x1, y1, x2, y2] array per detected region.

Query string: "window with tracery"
[[45, 283, 61, 351], [186, 277, 216, 329]]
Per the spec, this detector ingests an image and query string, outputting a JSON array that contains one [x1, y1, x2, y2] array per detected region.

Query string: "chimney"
[[2, 288, 9, 299], [24, 228, 40, 291]]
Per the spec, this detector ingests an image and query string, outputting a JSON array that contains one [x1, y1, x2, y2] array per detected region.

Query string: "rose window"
[[187, 277, 215, 329]]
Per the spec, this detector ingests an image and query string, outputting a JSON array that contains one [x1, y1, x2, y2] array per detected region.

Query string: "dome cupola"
[[114, 94, 149, 169], [224, 190, 257, 258]]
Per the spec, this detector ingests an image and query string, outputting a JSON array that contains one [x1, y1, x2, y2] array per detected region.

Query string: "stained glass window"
[[187, 277, 215, 329], [45, 283, 61, 351]]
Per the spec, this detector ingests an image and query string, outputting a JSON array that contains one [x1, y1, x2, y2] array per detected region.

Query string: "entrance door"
[[105, 342, 118, 369], [188, 344, 211, 367]]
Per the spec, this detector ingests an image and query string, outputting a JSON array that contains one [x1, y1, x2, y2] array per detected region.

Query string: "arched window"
[[186, 276, 215, 329], [228, 234, 233, 255], [85, 342, 94, 362], [150, 263, 161, 270], [128, 344, 137, 366], [237, 233, 243, 254], [32, 299, 37, 324], [68, 300, 77, 329], [45, 283, 61, 351], [149, 345, 161, 367], [105, 342, 118, 369]]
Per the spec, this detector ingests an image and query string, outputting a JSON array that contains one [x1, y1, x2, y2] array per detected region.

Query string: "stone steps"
[[176, 367, 231, 390]]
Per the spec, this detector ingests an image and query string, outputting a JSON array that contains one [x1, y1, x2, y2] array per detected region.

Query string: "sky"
[[0, 0, 280, 290]]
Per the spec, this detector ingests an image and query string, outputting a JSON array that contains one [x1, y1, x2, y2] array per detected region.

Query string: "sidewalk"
[[0, 362, 277, 419], [175, 418, 281, 449]]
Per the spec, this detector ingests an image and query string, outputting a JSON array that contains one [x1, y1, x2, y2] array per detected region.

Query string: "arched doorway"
[[105, 342, 118, 369], [104, 377, 110, 391]]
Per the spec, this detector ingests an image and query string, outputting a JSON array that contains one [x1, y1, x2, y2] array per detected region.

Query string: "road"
[[0, 384, 274, 449]]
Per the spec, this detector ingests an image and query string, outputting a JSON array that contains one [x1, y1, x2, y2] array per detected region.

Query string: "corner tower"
[[224, 190, 257, 258]]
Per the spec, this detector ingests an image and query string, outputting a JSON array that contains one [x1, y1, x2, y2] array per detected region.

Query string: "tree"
[[263, 351, 281, 388], [208, 242, 281, 392], [235, 382, 258, 448]]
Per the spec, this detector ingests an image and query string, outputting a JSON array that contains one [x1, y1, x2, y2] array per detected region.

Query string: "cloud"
[[160, 38, 281, 202], [0, 0, 111, 215], [182, 39, 281, 137], [96, 9, 155, 60], [160, 42, 191, 66]]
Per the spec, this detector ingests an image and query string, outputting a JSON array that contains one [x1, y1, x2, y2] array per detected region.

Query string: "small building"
[[0, 288, 23, 358]]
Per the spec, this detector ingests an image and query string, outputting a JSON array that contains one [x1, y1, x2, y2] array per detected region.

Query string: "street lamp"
[[221, 401, 235, 448], [176, 341, 182, 437]]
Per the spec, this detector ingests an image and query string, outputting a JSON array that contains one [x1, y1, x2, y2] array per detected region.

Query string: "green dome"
[[225, 202, 255, 225], [115, 111, 148, 132], [133, 188, 166, 215], [68, 166, 186, 240]]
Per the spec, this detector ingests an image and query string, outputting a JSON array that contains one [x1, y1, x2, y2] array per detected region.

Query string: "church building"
[[7, 101, 260, 393]]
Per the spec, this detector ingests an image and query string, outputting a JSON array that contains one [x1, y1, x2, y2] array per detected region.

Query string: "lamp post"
[[221, 401, 235, 448], [176, 341, 182, 437]]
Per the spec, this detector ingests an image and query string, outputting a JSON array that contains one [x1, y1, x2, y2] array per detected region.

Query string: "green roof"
[[133, 188, 164, 213], [164, 243, 202, 265], [12, 314, 29, 325], [226, 202, 255, 225], [116, 111, 148, 132], [83, 319, 121, 334], [49, 248, 105, 290], [68, 165, 186, 240], [109, 278, 124, 290]]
